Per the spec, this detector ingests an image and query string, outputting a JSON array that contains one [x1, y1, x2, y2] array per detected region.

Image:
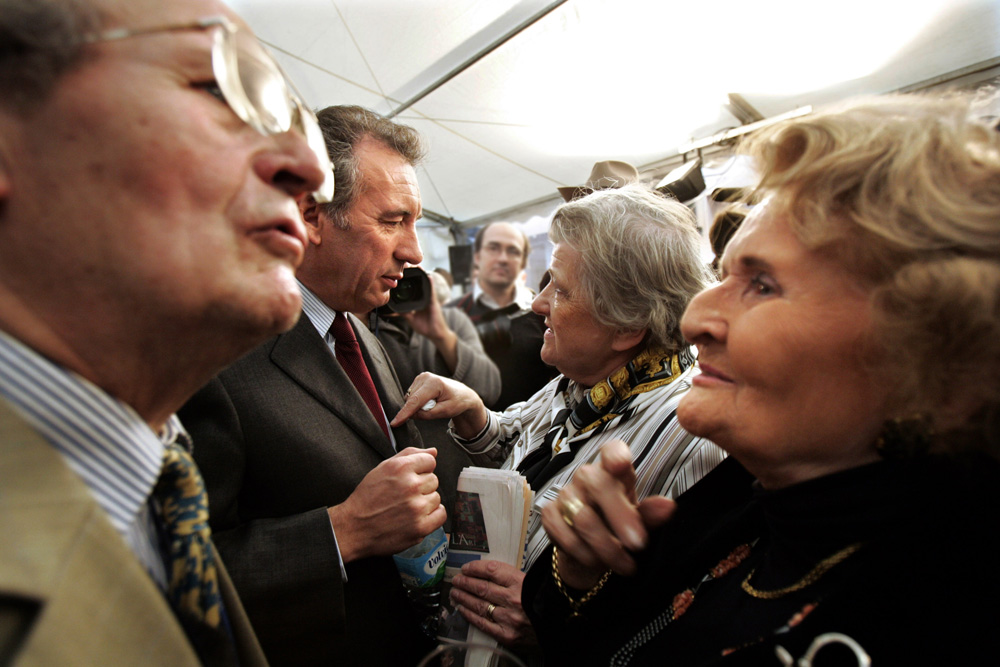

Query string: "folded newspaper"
[[437, 467, 533, 665]]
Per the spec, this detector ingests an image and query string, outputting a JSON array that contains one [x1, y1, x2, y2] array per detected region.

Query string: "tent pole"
[[386, 0, 569, 118]]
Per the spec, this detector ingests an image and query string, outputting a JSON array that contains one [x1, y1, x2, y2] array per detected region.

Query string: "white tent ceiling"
[[224, 0, 1000, 226]]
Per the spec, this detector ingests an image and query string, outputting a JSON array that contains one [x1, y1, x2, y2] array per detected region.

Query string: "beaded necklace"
[[609, 540, 864, 666], [609, 543, 752, 666]]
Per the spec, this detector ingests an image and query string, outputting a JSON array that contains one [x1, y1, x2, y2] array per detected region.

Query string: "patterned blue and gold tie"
[[154, 440, 223, 628]]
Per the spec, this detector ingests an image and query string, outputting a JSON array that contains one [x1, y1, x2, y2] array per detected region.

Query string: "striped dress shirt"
[[0, 330, 172, 588], [452, 349, 727, 571]]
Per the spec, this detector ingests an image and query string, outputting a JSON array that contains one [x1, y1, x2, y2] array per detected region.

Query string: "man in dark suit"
[[0, 0, 332, 663], [180, 105, 446, 666]]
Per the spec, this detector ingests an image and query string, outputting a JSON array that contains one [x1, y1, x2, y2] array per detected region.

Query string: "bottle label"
[[394, 529, 448, 589]]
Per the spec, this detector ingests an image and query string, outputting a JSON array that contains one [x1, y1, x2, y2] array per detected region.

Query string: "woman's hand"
[[450, 560, 537, 647], [390, 372, 488, 438], [541, 439, 677, 589]]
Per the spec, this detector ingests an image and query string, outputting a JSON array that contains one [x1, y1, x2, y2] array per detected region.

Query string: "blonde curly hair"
[[740, 92, 1000, 450]]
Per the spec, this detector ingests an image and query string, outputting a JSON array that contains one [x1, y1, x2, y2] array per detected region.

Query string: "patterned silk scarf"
[[517, 345, 695, 489]]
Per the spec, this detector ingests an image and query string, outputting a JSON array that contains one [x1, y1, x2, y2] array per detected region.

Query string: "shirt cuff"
[[326, 512, 349, 581], [448, 410, 501, 454]]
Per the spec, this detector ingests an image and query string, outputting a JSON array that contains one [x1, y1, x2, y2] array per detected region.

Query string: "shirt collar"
[[473, 281, 535, 311], [0, 330, 167, 540], [298, 280, 338, 338]]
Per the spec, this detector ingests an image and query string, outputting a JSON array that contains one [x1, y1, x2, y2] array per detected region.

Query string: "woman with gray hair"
[[525, 92, 1000, 666], [393, 184, 727, 650]]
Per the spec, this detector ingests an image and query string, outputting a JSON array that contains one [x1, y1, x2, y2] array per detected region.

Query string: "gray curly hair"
[[548, 184, 712, 352]]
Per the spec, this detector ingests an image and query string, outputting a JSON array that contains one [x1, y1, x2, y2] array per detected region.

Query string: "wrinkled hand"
[[390, 372, 487, 438], [328, 447, 446, 562], [541, 440, 676, 589], [450, 560, 537, 647]]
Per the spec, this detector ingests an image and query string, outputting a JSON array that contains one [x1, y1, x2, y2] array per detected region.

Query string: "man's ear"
[[298, 195, 324, 246]]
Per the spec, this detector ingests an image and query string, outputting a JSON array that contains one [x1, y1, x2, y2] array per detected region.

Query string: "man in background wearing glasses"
[[0, 0, 331, 664], [449, 222, 556, 410]]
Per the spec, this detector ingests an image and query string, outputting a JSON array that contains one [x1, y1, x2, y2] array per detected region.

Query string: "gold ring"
[[485, 602, 496, 622], [560, 496, 585, 528]]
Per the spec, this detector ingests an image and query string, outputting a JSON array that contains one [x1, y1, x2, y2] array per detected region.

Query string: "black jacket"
[[526, 453, 1000, 666]]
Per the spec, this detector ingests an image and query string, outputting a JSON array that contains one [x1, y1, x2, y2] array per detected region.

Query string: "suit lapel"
[[270, 314, 396, 459], [353, 313, 422, 452], [352, 313, 403, 415], [0, 400, 200, 665], [0, 400, 267, 666]]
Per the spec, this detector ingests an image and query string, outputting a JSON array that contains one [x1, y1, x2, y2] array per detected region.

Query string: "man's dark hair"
[[315, 105, 425, 228], [473, 222, 531, 269], [0, 0, 102, 115]]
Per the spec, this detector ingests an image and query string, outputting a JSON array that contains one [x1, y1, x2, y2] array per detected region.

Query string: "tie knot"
[[330, 313, 358, 344], [155, 442, 212, 542]]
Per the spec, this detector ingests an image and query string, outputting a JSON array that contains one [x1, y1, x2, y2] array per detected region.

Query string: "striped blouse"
[[452, 347, 727, 571]]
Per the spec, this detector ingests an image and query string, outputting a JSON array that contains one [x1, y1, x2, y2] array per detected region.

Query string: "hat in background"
[[654, 158, 706, 203], [557, 160, 640, 202]]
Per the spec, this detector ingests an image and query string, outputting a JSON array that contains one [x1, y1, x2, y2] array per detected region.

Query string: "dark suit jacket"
[[367, 307, 500, 527], [179, 313, 434, 666], [0, 400, 266, 667]]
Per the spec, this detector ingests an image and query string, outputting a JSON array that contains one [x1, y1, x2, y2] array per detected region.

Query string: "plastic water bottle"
[[393, 526, 449, 638]]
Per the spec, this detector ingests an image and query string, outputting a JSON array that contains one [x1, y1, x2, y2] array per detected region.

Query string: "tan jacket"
[[0, 400, 267, 666]]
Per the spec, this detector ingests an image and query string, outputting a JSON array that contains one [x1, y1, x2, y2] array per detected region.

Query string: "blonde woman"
[[528, 93, 1000, 666]]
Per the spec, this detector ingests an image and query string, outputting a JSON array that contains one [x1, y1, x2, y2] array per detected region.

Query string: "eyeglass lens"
[[213, 24, 334, 202]]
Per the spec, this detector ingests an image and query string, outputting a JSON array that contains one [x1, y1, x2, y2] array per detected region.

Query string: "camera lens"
[[393, 280, 415, 303], [380, 268, 431, 314]]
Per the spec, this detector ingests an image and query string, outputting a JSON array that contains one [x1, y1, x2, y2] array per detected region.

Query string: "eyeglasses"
[[85, 16, 334, 203], [482, 243, 523, 259]]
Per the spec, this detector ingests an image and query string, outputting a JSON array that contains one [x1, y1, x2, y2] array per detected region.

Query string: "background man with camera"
[[179, 105, 443, 666], [449, 222, 556, 409]]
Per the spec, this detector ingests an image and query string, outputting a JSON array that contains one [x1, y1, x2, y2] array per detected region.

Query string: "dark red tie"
[[330, 313, 390, 440]]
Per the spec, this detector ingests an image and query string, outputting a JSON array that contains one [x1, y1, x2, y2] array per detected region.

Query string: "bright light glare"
[[504, 0, 951, 154]]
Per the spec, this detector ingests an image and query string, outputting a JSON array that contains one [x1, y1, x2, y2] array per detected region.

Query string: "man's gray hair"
[[315, 105, 425, 229], [549, 184, 712, 351], [0, 0, 103, 114]]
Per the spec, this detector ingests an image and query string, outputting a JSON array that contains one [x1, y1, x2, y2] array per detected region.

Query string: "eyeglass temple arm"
[[84, 15, 234, 44]]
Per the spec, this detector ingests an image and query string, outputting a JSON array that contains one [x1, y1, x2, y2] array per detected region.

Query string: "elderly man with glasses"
[[0, 0, 331, 664]]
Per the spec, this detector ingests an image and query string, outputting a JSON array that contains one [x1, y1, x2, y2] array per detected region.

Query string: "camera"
[[379, 267, 431, 314]]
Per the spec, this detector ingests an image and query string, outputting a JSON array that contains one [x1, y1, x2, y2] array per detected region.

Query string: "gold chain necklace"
[[740, 542, 863, 600]]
